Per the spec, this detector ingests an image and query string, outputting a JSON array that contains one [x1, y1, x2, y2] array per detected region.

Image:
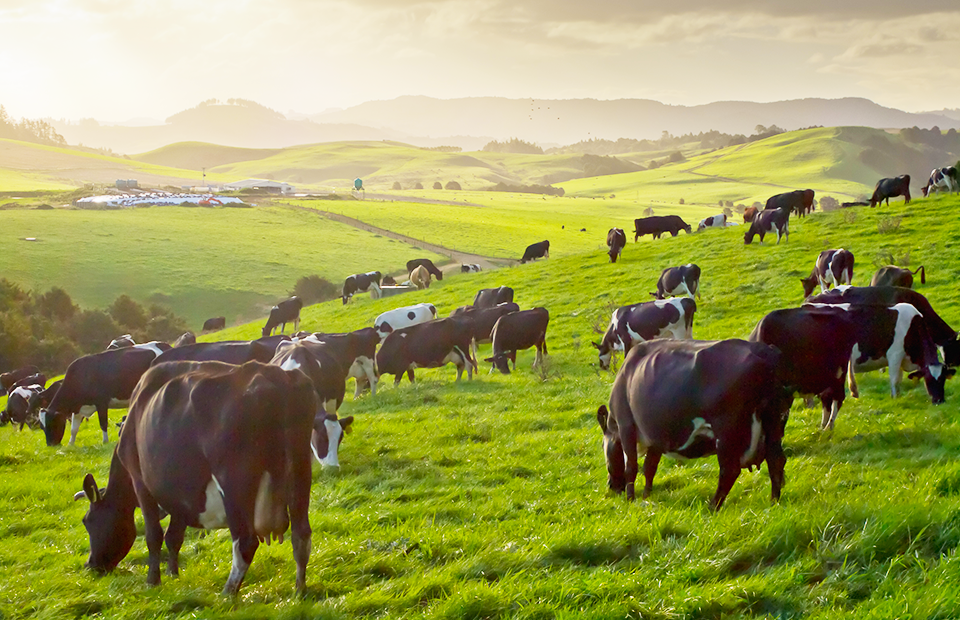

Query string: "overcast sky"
[[2, 0, 958, 122]]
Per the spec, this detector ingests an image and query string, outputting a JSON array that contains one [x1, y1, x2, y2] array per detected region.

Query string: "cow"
[[697, 214, 727, 231], [765, 189, 815, 217], [633, 215, 691, 241], [743, 206, 759, 223], [25, 379, 62, 428], [106, 335, 136, 350], [870, 175, 911, 207], [153, 341, 277, 367], [76, 360, 318, 595], [606, 228, 627, 263], [596, 338, 788, 510], [800, 249, 854, 298], [804, 301, 953, 403], [484, 307, 549, 374], [473, 286, 514, 308], [40, 342, 171, 446], [341, 272, 382, 304], [450, 302, 520, 361], [406, 258, 443, 281], [461, 264, 482, 273], [376, 318, 477, 385], [871, 265, 925, 288], [743, 208, 789, 244], [807, 285, 960, 367], [652, 264, 701, 300], [921, 167, 958, 197], [748, 307, 859, 430], [262, 297, 303, 336], [410, 265, 432, 290], [306, 328, 380, 397], [1, 365, 39, 395], [202, 317, 226, 332], [1, 382, 45, 429], [374, 303, 438, 342], [593, 298, 696, 370], [520, 240, 550, 264], [172, 332, 196, 348]]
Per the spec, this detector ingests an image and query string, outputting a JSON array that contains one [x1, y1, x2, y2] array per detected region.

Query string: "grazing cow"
[[597, 339, 788, 509], [411, 265, 432, 290], [1, 383, 45, 429], [697, 214, 727, 231], [202, 317, 226, 332], [77, 360, 317, 595], [307, 328, 380, 397], [520, 240, 550, 264], [744, 208, 789, 244], [450, 302, 520, 361], [26, 379, 62, 427], [374, 303, 438, 342], [172, 332, 196, 347], [749, 308, 859, 430], [606, 228, 627, 263], [106, 335, 136, 350], [870, 175, 911, 207], [743, 206, 758, 223], [262, 297, 303, 336], [1, 365, 39, 395], [406, 258, 443, 281], [40, 343, 171, 446], [652, 264, 701, 300], [800, 249, 854, 298], [473, 286, 514, 308], [633, 215, 692, 241], [871, 265, 925, 288], [764, 189, 815, 217], [341, 272, 382, 304], [804, 302, 953, 403], [461, 264, 482, 273], [376, 318, 477, 385], [921, 167, 958, 197], [807, 285, 960, 367], [593, 298, 696, 370], [153, 341, 277, 367], [485, 307, 549, 374]]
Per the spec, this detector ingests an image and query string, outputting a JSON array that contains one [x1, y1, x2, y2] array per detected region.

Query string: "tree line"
[[0, 106, 66, 146]]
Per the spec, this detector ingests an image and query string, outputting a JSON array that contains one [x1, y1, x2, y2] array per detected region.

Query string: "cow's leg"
[[820, 396, 832, 430], [406, 369, 415, 383], [133, 482, 165, 585], [711, 450, 742, 511], [220, 480, 259, 596], [287, 440, 312, 595], [620, 424, 639, 501], [164, 513, 188, 577], [69, 412, 83, 446], [888, 353, 905, 398], [847, 350, 860, 399], [294, 316, 301, 333], [223, 535, 258, 596], [97, 405, 109, 444], [641, 448, 661, 499], [763, 430, 787, 505], [510, 352, 517, 371], [394, 374, 402, 386], [366, 362, 378, 396]]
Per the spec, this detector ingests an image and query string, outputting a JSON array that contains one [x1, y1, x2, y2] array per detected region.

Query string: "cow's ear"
[[483, 357, 494, 363], [597, 405, 609, 431], [82, 473, 100, 503], [339, 415, 354, 434], [907, 370, 923, 380], [946, 368, 957, 379], [591, 341, 601, 349]]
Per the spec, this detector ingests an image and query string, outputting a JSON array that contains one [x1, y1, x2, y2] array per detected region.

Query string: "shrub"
[[433, 182, 442, 190], [820, 196, 840, 211], [414, 182, 424, 190], [643, 207, 654, 216], [678, 198, 684, 205], [292, 275, 339, 305], [444, 181, 462, 190], [391, 182, 402, 190], [877, 216, 903, 234]]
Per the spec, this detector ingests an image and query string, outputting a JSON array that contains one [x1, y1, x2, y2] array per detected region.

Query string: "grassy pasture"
[[2, 195, 959, 618]]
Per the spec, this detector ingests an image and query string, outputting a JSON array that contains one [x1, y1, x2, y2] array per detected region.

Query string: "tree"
[[444, 181, 462, 190], [433, 182, 442, 190], [292, 275, 339, 305], [392, 182, 402, 190], [678, 198, 684, 205], [69, 309, 123, 353], [414, 182, 424, 190], [36, 287, 77, 322], [819, 196, 840, 212], [109, 295, 147, 330]]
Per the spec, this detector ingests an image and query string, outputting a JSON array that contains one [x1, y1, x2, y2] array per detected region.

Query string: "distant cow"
[[743, 208, 789, 244], [26, 379, 62, 427], [106, 335, 136, 350], [173, 332, 196, 347], [765, 189, 815, 217], [77, 360, 318, 595], [473, 286, 514, 308], [633, 215, 691, 241], [800, 249, 854, 298], [653, 264, 701, 300], [1, 382, 45, 429], [411, 265, 432, 290], [1, 365, 39, 395], [871, 265, 925, 288], [306, 328, 380, 397], [202, 317, 226, 332], [450, 302, 520, 361], [743, 206, 759, 223], [596, 338, 788, 509], [376, 318, 477, 385], [870, 175, 911, 207], [697, 214, 727, 231], [342, 272, 382, 304], [262, 297, 303, 336], [921, 167, 958, 197], [461, 264, 482, 273], [407, 258, 443, 281], [374, 302, 438, 342], [593, 298, 696, 370], [606, 228, 626, 263], [520, 240, 550, 264], [485, 307, 549, 374], [153, 341, 276, 367]]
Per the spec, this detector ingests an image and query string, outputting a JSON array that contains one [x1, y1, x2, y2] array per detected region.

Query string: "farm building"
[[223, 179, 295, 194]]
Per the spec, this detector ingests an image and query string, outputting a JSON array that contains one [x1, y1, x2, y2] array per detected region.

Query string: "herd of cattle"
[[2, 173, 956, 594]]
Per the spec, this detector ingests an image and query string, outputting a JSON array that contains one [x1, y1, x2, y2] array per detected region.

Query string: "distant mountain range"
[[49, 96, 960, 155]]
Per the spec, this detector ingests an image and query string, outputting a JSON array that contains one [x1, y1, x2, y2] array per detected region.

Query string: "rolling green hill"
[[134, 141, 282, 171]]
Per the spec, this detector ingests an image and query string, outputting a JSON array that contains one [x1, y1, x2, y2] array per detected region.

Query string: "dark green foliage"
[[414, 182, 424, 189], [487, 183, 564, 197], [444, 181, 462, 190], [392, 181, 402, 190], [292, 275, 339, 305], [482, 138, 543, 154], [109, 294, 147, 330], [433, 181, 443, 190], [0, 105, 66, 146]]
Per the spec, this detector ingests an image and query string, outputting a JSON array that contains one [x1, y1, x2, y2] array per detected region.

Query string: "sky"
[[1, 0, 958, 122]]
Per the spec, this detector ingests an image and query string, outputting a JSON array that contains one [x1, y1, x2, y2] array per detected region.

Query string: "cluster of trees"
[[548, 125, 799, 156], [482, 138, 543, 154], [647, 151, 685, 169], [0, 106, 66, 146], [486, 183, 564, 196], [291, 275, 340, 305], [900, 126, 960, 150], [420, 146, 462, 152], [166, 98, 284, 123], [0, 280, 188, 374]]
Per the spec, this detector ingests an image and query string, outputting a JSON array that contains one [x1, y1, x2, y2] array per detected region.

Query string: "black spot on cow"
[[407, 311, 416, 320]]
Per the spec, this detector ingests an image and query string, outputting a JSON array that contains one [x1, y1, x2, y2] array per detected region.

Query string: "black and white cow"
[[1, 365, 39, 395], [461, 264, 482, 273], [597, 338, 788, 510], [40, 342, 171, 446], [633, 216, 691, 241], [406, 258, 443, 281], [106, 335, 136, 350], [800, 249, 854, 298], [26, 379, 61, 426], [450, 302, 520, 361], [520, 240, 550, 264], [593, 298, 696, 370], [262, 297, 303, 336], [1, 382, 45, 429], [485, 307, 549, 374], [202, 317, 226, 332], [77, 360, 318, 595], [652, 264, 701, 300], [697, 214, 727, 231], [606, 228, 627, 263], [342, 272, 382, 304], [921, 167, 958, 197], [473, 286, 514, 308], [306, 328, 380, 397], [376, 318, 477, 385], [152, 341, 276, 366], [871, 265, 925, 288], [748, 307, 859, 430], [743, 208, 789, 245], [374, 303, 438, 342]]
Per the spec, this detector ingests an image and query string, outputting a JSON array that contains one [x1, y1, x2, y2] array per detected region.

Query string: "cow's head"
[[743, 227, 757, 245], [484, 352, 512, 374], [593, 329, 622, 371], [800, 274, 819, 298], [597, 406, 625, 494], [77, 473, 137, 574], [908, 364, 955, 405], [311, 412, 354, 468], [39, 408, 67, 446]]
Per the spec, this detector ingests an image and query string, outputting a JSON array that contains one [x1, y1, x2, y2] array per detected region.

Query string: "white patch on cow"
[[280, 358, 301, 371], [319, 420, 343, 468], [625, 322, 645, 346], [805, 302, 851, 312], [931, 365, 943, 380], [885, 303, 921, 397], [134, 341, 165, 358], [225, 538, 250, 594], [198, 477, 228, 529], [652, 299, 672, 309], [740, 414, 762, 466], [11, 385, 40, 400], [666, 417, 715, 459]]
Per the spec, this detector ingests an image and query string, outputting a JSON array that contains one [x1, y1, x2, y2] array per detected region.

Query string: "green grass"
[[1, 195, 955, 618]]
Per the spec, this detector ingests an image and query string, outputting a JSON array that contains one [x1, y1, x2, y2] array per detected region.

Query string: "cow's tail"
[[453, 345, 477, 371], [912, 266, 926, 284]]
